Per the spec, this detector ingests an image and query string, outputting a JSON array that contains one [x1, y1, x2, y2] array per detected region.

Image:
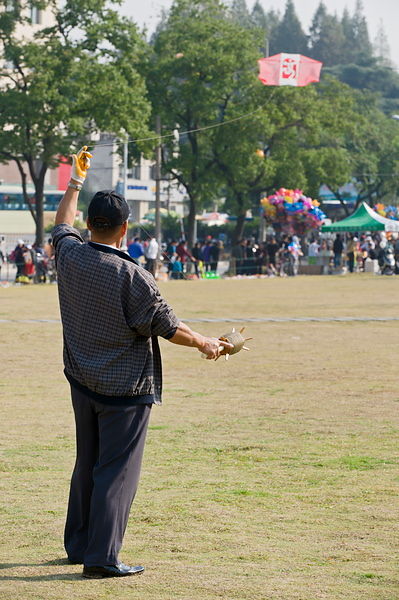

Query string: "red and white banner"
[[258, 53, 323, 87]]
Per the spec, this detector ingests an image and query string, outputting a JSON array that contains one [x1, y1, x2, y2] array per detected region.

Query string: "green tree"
[[325, 62, 399, 115], [250, 1, 269, 32], [321, 90, 399, 213], [0, 0, 151, 245], [270, 0, 308, 55], [210, 90, 276, 243], [373, 20, 392, 68], [229, 0, 251, 28], [345, 0, 373, 65], [308, 3, 346, 66], [148, 0, 264, 246], [211, 76, 365, 241]]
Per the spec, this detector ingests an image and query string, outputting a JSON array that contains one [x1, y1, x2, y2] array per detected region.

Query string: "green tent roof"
[[321, 202, 399, 233]]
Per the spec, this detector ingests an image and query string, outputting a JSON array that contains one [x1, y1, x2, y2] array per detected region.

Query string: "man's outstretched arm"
[[168, 321, 233, 360]]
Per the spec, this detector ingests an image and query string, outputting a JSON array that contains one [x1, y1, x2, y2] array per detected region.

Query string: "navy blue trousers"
[[64, 386, 151, 566]]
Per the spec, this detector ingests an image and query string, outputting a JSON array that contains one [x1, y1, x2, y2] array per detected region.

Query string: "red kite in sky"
[[258, 53, 323, 87]]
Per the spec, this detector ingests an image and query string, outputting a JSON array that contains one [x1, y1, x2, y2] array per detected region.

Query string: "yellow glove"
[[71, 146, 92, 184]]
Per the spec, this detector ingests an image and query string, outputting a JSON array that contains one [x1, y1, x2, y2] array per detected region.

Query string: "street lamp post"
[[155, 115, 162, 251]]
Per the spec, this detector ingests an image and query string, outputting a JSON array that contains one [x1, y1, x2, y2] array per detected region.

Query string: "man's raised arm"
[[55, 146, 92, 226]]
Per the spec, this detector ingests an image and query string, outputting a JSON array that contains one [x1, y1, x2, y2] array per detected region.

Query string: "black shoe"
[[82, 563, 145, 578]]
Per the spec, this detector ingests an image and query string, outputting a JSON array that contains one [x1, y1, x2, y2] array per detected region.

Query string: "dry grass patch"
[[0, 276, 398, 599]]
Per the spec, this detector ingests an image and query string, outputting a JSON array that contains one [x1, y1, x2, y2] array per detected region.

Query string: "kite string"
[[86, 89, 278, 149]]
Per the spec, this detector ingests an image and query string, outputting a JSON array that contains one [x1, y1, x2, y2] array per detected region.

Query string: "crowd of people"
[[127, 236, 223, 279], [4, 239, 56, 284], [4, 230, 399, 284], [311, 232, 399, 275]]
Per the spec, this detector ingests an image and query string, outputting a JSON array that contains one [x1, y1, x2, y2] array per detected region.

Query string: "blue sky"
[[122, 0, 399, 66]]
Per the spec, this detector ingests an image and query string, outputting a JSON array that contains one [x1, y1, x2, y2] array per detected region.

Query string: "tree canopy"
[[0, 0, 151, 245], [2, 0, 399, 246]]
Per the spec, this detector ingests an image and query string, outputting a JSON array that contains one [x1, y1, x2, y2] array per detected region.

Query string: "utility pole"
[[123, 140, 129, 248], [123, 140, 128, 200], [155, 115, 162, 251], [259, 36, 269, 244]]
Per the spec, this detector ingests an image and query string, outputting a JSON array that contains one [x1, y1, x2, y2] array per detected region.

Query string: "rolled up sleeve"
[[126, 270, 180, 339]]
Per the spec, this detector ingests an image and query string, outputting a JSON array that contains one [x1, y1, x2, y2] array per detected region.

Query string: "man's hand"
[[168, 321, 233, 360], [71, 146, 93, 184], [199, 337, 233, 360]]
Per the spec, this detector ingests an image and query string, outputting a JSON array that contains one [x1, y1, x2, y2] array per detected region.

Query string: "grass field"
[[1, 276, 398, 600]]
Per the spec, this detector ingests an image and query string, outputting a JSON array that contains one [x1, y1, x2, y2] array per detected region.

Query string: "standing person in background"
[[201, 240, 212, 272], [333, 234, 343, 269], [0, 246, 5, 280], [166, 239, 177, 259], [191, 242, 203, 278], [170, 254, 184, 279], [52, 146, 233, 579], [144, 236, 159, 277], [209, 241, 220, 273], [176, 240, 195, 274], [308, 238, 319, 257], [346, 236, 357, 273], [266, 237, 279, 273], [393, 236, 399, 274], [23, 244, 36, 281], [287, 236, 302, 276], [13, 240, 26, 281], [127, 237, 144, 262], [165, 239, 177, 278]]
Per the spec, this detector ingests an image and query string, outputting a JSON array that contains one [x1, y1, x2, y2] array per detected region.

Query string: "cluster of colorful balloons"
[[261, 188, 327, 235], [374, 203, 399, 220]]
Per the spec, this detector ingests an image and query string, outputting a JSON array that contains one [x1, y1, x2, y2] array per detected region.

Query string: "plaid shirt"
[[52, 224, 180, 405]]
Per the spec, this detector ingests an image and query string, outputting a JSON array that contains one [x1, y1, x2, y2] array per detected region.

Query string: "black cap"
[[88, 190, 130, 230]]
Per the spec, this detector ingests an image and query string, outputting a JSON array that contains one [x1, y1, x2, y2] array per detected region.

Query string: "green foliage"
[[308, 4, 346, 66], [324, 63, 399, 115], [270, 0, 308, 55], [148, 0, 388, 242], [349, 0, 373, 65], [249, 1, 269, 32], [148, 0, 265, 245], [211, 76, 363, 240], [0, 0, 151, 244], [324, 89, 399, 211], [229, 0, 251, 28]]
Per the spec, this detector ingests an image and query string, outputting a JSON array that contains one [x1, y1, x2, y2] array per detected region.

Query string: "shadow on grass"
[[0, 560, 83, 581], [0, 573, 81, 581]]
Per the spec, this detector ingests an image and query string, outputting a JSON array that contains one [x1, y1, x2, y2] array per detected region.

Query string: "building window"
[[128, 165, 141, 179], [30, 5, 41, 24], [6, 0, 16, 12]]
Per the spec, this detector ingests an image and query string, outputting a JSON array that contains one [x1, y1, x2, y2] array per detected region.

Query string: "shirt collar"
[[88, 241, 139, 265], [90, 241, 118, 249]]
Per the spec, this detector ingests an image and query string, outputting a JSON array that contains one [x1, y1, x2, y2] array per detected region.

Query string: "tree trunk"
[[232, 193, 246, 245], [335, 191, 350, 216], [14, 159, 37, 224], [232, 212, 246, 246], [186, 196, 197, 248], [34, 172, 46, 247]]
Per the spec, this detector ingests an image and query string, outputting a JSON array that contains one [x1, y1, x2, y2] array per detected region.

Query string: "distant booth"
[[321, 202, 399, 234], [321, 202, 399, 274]]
